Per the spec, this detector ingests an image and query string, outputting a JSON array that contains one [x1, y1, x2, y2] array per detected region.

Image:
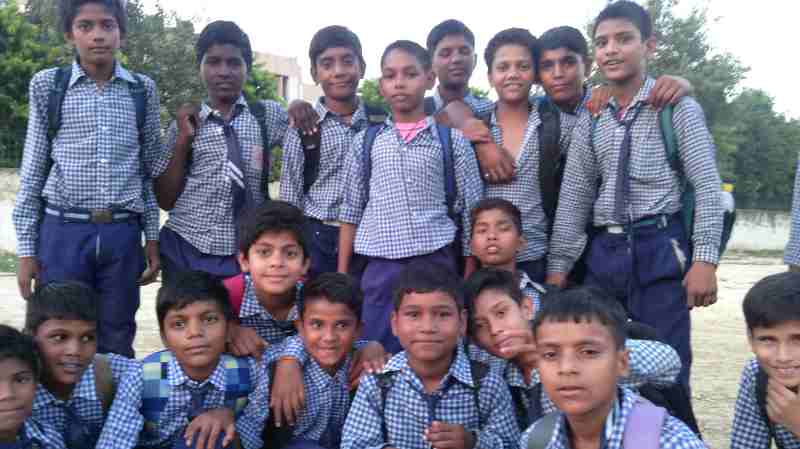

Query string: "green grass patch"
[[724, 249, 785, 259], [0, 250, 17, 273]]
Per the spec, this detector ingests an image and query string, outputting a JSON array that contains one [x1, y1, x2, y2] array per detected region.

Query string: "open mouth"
[[59, 361, 86, 375]]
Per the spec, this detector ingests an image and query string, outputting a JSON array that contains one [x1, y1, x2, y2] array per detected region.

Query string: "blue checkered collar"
[[21, 418, 50, 447], [32, 360, 99, 409], [606, 77, 656, 117], [383, 343, 476, 389], [239, 274, 299, 321], [199, 95, 248, 122], [306, 351, 353, 387], [166, 352, 228, 391], [314, 96, 369, 126], [68, 59, 135, 88], [505, 359, 541, 389]]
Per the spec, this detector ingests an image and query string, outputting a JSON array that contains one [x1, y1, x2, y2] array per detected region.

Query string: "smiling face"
[[298, 297, 361, 374], [391, 291, 465, 365], [312, 46, 363, 103], [238, 231, 310, 304], [593, 18, 654, 86], [161, 300, 228, 381], [750, 320, 800, 388], [201, 43, 248, 106], [379, 49, 435, 119], [470, 288, 533, 359], [33, 319, 97, 395], [431, 34, 476, 90], [0, 358, 36, 443], [488, 43, 536, 104], [65, 3, 122, 68]]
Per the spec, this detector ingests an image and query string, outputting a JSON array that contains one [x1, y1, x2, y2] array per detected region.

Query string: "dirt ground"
[[0, 252, 785, 449]]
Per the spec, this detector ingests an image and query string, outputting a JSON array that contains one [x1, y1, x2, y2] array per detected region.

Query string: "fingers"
[[138, 266, 158, 285], [221, 422, 236, 448], [18, 273, 32, 299], [205, 423, 222, 449], [348, 363, 365, 388]]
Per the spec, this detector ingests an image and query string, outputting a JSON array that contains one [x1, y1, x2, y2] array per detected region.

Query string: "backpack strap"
[[361, 124, 384, 204], [526, 412, 559, 449], [659, 104, 679, 172], [223, 273, 247, 318], [431, 124, 456, 220], [468, 360, 489, 427], [424, 96, 438, 116], [536, 97, 563, 226], [364, 104, 388, 124], [93, 354, 115, 415], [375, 371, 397, 443], [248, 101, 272, 200], [47, 65, 72, 145], [622, 398, 667, 449], [127, 74, 148, 147]]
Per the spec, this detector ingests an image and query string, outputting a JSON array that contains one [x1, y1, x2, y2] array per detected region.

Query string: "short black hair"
[[464, 268, 524, 333], [484, 28, 539, 71], [532, 286, 627, 349], [59, 0, 127, 36], [238, 200, 308, 258], [538, 26, 589, 67], [196, 20, 254, 71], [743, 272, 800, 331], [309, 25, 365, 70], [470, 197, 523, 236], [381, 40, 431, 71], [156, 271, 232, 333], [0, 325, 41, 380], [426, 19, 475, 54], [300, 272, 362, 320], [392, 263, 463, 311], [25, 281, 99, 334], [593, 0, 653, 40]]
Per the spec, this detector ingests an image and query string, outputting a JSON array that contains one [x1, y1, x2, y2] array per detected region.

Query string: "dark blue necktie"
[[210, 107, 247, 222], [63, 402, 96, 449], [612, 105, 644, 225]]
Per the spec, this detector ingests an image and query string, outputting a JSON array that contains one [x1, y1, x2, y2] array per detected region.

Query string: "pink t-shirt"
[[395, 119, 428, 143]]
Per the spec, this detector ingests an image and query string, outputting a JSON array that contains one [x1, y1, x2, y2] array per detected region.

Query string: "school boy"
[[731, 272, 800, 448], [340, 264, 519, 449], [95, 271, 269, 449], [280, 25, 374, 278], [154, 20, 288, 283], [337, 40, 483, 353], [0, 325, 66, 449], [25, 281, 138, 448], [13, 0, 162, 358], [520, 287, 705, 449], [546, 1, 723, 388]]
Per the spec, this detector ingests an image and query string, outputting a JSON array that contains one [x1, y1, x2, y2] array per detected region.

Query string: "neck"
[[438, 83, 469, 104], [610, 74, 645, 112], [209, 96, 239, 121], [496, 99, 530, 120], [325, 96, 358, 117], [554, 86, 586, 114], [486, 260, 517, 273], [393, 107, 426, 124], [255, 288, 295, 320], [43, 373, 76, 401], [0, 428, 18, 443], [182, 355, 221, 382], [407, 351, 454, 393], [566, 398, 614, 449], [80, 58, 114, 85]]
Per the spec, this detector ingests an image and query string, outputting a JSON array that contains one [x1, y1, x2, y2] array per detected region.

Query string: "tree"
[[357, 78, 389, 113]]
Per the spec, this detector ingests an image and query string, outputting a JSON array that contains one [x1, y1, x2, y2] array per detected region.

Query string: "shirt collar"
[[239, 274, 300, 321], [32, 362, 99, 409], [167, 352, 228, 391], [314, 97, 369, 126], [199, 95, 248, 122], [68, 59, 135, 88], [384, 343, 476, 388], [608, 77, 655, 116]]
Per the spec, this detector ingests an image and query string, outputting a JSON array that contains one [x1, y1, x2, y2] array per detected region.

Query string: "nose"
[[553, 62, 565, 79], [557, 352, 578, 375], [64, 338, 80, 356], [419, 314, 438, 333], [268, 251, 286, 268], [186, 319, 204, 338], [777, 343, 794, 363], [0, 381, 13, 401]]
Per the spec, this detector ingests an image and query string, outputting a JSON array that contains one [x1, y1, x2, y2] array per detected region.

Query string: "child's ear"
[[390, 310, 399, 337], [521, 296, 535, 321], [617, 347, 631, 378], [294, 319, 304, 336], [310, 65, 319, 84], [644, 36, 657, 58], [516, 235, 527, 253], [237, 251, 250, 273], [424, 70, 436, 90], [300, 256, 311, 277], [459, 309, 468, 336]]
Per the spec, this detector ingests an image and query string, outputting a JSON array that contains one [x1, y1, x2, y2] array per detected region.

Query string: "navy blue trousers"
[[38, 214, 144, 358], [584, 215, 693, 388], [159, 227, 240, 285], [303, 219, 339, 280]]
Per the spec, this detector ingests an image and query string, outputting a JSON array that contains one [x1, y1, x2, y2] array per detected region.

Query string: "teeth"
[[777, 367, 800, 376]]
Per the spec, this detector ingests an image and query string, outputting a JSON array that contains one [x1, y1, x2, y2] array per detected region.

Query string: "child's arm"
[[261, 100, 290, 150], [466, 374, 521, 449], [338, 223, 357, 273], [278, 128, 306, 209], [138, 76, 162, 285], [621, 339, 681, 388], [586, 76, 694, 116], [154, 107, 198, 210], [337, 129, 368, 273], [340, 376, 391, 449], [227, 321, 267, 360], [452, 129, 485, 262], [730, 359, 773, 448], [287, 99, 320, 135], [95, 361, 145, 449]]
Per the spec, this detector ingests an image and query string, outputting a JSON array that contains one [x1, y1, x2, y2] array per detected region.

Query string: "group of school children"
[[5, 0, 800, 448]]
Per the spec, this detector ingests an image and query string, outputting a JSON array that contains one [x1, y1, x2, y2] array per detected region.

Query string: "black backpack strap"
[[526, 412, 559, 449], [127, 73, 148, 147], [364, 104, 388, 124], [536, 97, 563, 226], [424, 96, 438, 116], [756, 366, 784, 449], [47, 65, 72, 145], [431, 124, 456, 220], [468, 360, 489, 427], [248, 101, 271, 200], [261, 362, 295, 449], [361, 123, 384, 205], [375, 371, 397, 444], [300, 127, 321, 195]]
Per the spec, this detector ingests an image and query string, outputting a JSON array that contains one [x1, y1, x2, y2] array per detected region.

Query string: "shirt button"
[[100, 158, 107, 164]]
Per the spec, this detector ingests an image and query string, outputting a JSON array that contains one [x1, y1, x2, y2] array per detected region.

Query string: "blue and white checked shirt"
[[31, 353, 137, 443], [94, 353, 268, 449], [280, 98, 376, 221], [154, 95, 288, 256], [429, 90, 495, 121], [338, 117, 483, 259], [13, 60, 162, 257], [17, 418, 66, 449], [519, 271, 544, 315], [340, 345, 520, 449], [238, 274, 299, 345], [519, 387, 705, 449], [548, 77, 723, 274], [785, 154, 800, 266], [731, 358, 800, 448]]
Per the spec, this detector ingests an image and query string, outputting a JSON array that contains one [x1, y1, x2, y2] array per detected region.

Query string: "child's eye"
[[541, 351, 557, 360], [172, 320, 185, 329], [80, 335, 96, 344], [257, 248, 271, 257], [204, 315, 219, 324], [49, 334, 65, 343], [14, 373, 34, 385], [581, 349, 600, 357], [310, 321, 322, 329], [286, 249, 299, 258], [405, 311, 419, 319]]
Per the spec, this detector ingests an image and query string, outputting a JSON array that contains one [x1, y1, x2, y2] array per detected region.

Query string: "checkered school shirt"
[[548, 77, 723, 274], [18, 418, 66, 449], [280, 98, 376, 221], [731, 358, 800, 448], [94, 353, 268, 449], [519, 387, 705, 449], [785, 154, 800, 266], [238, 274, 299, 344], [519, 271, 544, 314], [154, 95, 288, 256], [13, 60, 162, 257], [32, 353, 137, 443], [429, 90, 495, 120], [554, 83, 593, 153], [340, 345, 520, 449], [338, 117, 483, 259]]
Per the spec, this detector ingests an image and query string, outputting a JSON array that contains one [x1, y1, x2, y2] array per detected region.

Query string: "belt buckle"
[[90, 209, 113, 224], [607, 225, 624, 234]]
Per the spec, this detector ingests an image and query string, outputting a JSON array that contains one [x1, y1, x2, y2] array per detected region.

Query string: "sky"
[[144, 0, 799, 119]]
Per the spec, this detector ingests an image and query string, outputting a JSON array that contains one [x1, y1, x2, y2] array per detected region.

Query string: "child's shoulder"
[[29, 66, 63, 92], [658, 414, 706, 448], [24, 415, 67, 449]]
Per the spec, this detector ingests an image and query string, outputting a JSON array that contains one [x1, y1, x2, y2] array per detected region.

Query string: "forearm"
[[154, 137, 192, 210], [338, 223, 356, 273]]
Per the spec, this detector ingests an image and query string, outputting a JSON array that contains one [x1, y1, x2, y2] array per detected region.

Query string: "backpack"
[[374, 359, 489, 442], [93, 354, 115, 414], [222, 273, 304, 318], [535, 97, 565, 228], [301, 104, 388, 194], [139, 351, 252, 435], [755, 365, 787, 449], [423, 96, 438, 116], [247, 101, 274, 200]]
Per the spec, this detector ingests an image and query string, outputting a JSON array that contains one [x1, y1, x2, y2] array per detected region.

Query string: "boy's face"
[[0, 358, 36, 442], [33, 319, 97, 388], [297, 297, 361, 374], [488, 44, 536, 104], [749, 320, 800, 388], [161, 300, 228, 380], [470, 209, 525, 268], [238, 231, 310, 300], [471, 288, 533, 359], [593, 18, 655, 85], [539, 47, 588, 108], [201, 43, 248, 105], [391, 291, 466, 363], [65, 3, 122, 68], [379, 49, 435, 116], [432, 34, 476, 90], [312, 47, 363, 102], [535, 318, 629, 420]]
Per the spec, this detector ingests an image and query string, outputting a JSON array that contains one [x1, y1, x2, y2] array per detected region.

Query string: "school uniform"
[[237, 274, 300, 344], [31, 354, 137, 448], [13, 60, 161, 358], [338, 117, 483, 353], [518, 271, 544, 314], [154, 96, 288, 282], [519, 387, 705, 449], [1, 419, 66, 449], [94, 351, 268, 449], [280, 98, 375, 278], [427, 89, 495, 120], [340, 344, 520, 449], [785, 155, 800, 267], [730, 358, 800, 448], [548, 77, 723, 387]]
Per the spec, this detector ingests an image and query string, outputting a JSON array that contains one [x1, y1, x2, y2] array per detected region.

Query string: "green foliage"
[[245, 65, 283, 105], [357, 78, 389, 113], [468, 86, 490, 99]]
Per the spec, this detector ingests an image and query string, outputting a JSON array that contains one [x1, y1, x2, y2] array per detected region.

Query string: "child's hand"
[[647, 75, 693, 110], [184, 408, 236, 449], [227, 322, 267, 361], [474, 141, 515, 184], [545, 272, 567, 289], [348, 342, 390, 389], [424, 421, 475, 449], [16, 256, 40, 299], [176, 103, 200, 142], [460, 118, 492, 144], [586, 86, 611, 117], [683, 262, 717, 309], [767, 378, 800, 437], [138, 241, 161, 286], [270, 358, 306, 428], [287, 99, 319, 135]]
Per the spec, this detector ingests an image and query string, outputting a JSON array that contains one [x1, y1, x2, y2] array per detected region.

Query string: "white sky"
[[145, 0, 799, 119]]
